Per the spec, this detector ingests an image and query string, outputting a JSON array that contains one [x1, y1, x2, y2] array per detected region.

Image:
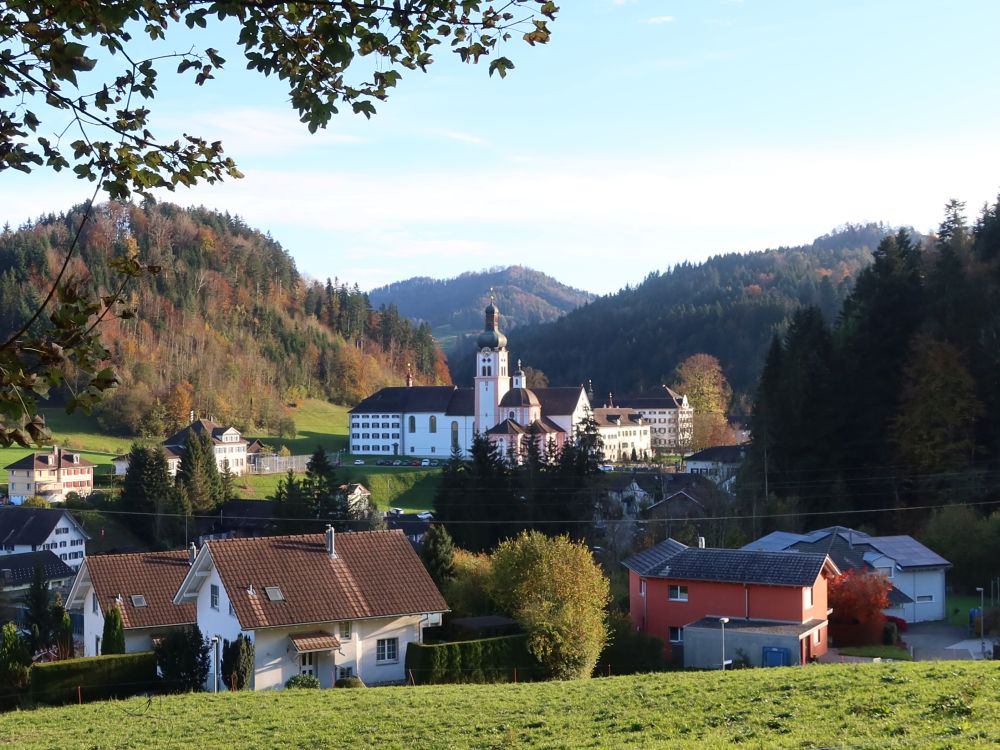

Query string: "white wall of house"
[[7, 463, 94, 504], [886, 568, 947, 623], [81, 586, 104, 657], [249, 614, 422, 690]]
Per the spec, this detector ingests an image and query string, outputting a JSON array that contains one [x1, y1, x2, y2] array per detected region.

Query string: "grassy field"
[[2, 662, 999, 749], [238, 466, 439, 512], [247, 398, 350, 455]]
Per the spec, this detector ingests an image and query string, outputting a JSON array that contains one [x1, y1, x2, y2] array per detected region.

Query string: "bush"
[[30, 652, 157, 705], [155, 626, 210, 693], [883, 621, 899, 646], [885, 615, 908, 633], [404, 634, 541, 685], [285, 674, 320, 689], [335, 676, 365, 688], [594, 612, 668, 676]]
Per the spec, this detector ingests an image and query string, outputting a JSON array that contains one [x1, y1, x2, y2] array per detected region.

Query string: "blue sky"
[[5, 0, 1000, 294]]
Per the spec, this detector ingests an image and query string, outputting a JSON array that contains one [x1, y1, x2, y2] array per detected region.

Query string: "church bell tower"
[[473, 296, 510, 432]]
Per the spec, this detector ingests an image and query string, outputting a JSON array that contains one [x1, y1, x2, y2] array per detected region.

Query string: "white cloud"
[[643, 15, 676, 25], [155, 107, 365, 159], [431, 129, 489, 146]]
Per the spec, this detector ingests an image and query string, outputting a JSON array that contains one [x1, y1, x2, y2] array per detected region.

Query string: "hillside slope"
[[480, 224, 890, 399], [2, 662, 997, 749], [0, 202, 449, 437], [368, 265, 594, 347]]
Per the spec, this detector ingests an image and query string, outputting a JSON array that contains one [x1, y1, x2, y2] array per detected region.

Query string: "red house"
[[623, 538, 839, 668]]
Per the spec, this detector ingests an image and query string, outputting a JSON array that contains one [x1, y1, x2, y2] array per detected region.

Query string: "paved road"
[[905, 621, 985, 660]]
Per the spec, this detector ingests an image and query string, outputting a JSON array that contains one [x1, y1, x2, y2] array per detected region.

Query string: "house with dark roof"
[[743, 526, 951, 623], [623, 538, 839, 668], [66, 550, 197, 657], [349, 302, 591, 461], [684, 444, 747, 487], [4, 447, 96, 504], [173, 528, 448, 689], [0, 506, 88, 568], [0, 550, 76, 625], [164, 419, 248, 476]]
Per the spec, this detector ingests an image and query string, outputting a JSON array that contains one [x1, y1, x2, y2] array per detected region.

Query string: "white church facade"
[[349, 302, 601, 459]]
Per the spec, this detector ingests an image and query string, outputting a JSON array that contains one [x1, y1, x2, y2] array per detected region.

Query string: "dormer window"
[[131, 594, 147, 608], [264, 586, 285, 602]]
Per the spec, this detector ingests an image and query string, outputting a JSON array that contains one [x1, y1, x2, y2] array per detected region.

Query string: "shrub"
[[101, 605, 126, 654], [885, 615, 909, 633], [30, 652, 157, 705], [335, 676, 365, 688], [883, 621, 899, 646], [404, 634, 541, 685], [285, 674, 320, 689], [0, 623, 29, 710], [220, 634, 254, 691], [489, 532, 610, 680], [155, 625, 210, 693], [594, 612, 668, 676]]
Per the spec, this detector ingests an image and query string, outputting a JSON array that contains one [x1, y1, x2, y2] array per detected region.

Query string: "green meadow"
[[1, 662, 998, 749]]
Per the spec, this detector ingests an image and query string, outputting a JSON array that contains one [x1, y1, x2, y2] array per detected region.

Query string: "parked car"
[[392, 460, 402, 466], [354, 459, 365, 465], [376, 459, 386, 466], [420, 458, 430, 467], [430, 460, 439, 467]]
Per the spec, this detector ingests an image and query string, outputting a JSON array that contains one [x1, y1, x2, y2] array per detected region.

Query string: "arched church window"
[[481, 366, 487, 376], [408, 416, 416, 433], [429, 415, 437, 433], [509, 411, 515, 420]]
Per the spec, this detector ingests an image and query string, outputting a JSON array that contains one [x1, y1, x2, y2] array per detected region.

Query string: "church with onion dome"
[[349, 300, 612, 460]]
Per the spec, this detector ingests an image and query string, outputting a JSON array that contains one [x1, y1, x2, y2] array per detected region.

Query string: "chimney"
[[698, 536, 706, 549], [325, 525, 336, 559], [188, 542, 197, 566]]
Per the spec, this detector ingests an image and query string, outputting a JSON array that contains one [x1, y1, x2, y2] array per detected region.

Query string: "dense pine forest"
[[457, 224, 888, 398], [736, 198, 1000, 588], [0, 202, 448, 436], [369, 265, 594, 347]]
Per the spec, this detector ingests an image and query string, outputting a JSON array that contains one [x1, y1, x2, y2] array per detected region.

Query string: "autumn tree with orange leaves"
[[828, 569, 891, 624]]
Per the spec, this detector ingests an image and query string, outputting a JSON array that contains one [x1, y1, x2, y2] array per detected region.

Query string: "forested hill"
[[0, 202, 448, 436], [368, 266, 594, 347], [472, 224, 891, 400]]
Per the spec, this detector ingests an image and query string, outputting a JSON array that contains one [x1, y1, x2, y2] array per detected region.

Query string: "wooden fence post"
[[77, 685, 82, 705]]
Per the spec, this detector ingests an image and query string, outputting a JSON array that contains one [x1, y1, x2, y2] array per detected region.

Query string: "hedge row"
[[30, 652, 158, 705], [404, 634, 542, 685]]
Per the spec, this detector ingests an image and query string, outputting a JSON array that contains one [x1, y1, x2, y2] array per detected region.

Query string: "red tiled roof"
[[85, 551, 196, 630], [289, 631, 341, 653], [206, 530, 448, 630]]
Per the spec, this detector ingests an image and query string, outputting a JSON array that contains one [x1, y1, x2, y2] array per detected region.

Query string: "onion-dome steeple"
[[476, 295, 507, 350]]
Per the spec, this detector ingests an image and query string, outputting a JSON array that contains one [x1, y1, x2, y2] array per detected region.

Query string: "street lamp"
[[976, 587, 985, 657], [719, 617, 730, 671]]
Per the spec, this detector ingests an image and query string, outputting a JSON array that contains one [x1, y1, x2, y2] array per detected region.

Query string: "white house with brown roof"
[[67, 550, 197, 657], [592, 405, 652, 462], [164, 419, 248, 476], [173, 529, 448, 689], [5, 447, 96, 504]]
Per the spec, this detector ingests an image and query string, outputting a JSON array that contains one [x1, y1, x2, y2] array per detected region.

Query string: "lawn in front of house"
[[837, 645, 913, 661]]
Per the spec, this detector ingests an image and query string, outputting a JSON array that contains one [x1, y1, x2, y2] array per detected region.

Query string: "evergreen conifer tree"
[[420, 525, 456, 588], [101, 605, 126, 654]]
